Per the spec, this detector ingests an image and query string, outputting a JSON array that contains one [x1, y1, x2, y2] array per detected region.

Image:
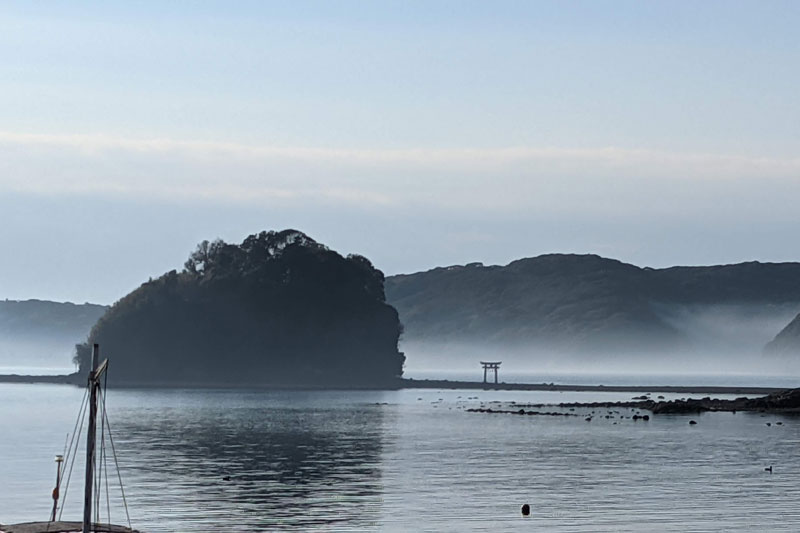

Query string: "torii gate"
[[480, 361, 501, 384]]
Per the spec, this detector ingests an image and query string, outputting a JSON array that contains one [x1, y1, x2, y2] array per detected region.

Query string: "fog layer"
[[401, 303, 800, 381]]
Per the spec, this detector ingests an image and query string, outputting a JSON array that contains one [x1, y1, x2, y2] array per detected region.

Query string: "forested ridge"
[[385, 255, 800, 354]]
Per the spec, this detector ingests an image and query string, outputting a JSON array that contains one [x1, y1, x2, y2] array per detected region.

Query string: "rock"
[[746, 388, 800, 412], [689, 420, 697, 425], [649, 399, 709, 414]]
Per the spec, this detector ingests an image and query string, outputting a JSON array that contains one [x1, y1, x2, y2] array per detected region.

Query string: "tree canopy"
[[76, 230, 405, 387]]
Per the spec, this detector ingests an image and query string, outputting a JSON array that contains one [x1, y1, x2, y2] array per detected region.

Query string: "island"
[[73, 230, 406, 388]]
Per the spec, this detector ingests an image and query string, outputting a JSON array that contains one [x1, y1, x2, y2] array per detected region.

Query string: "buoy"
[[521, 503, 531, 516]]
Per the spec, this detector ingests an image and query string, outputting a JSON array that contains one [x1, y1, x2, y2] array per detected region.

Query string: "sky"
[[1, 1, 799, 304]]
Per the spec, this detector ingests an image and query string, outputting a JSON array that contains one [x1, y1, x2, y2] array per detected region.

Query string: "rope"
[[103, 402, 133, 530], [62, 432, 70, 462], [58, 386, 90, 521], [104, 432, 111, 528], [101, 373, 112, 527], [95, 387, 103, 526]]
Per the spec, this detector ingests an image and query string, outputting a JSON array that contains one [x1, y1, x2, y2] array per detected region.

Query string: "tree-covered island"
[[75, 230, 405, 387]]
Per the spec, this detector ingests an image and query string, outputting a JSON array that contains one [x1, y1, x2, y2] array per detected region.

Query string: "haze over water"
[[3, 383, 799, 532]]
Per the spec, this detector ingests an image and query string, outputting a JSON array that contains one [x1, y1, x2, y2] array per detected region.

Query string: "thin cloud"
[[1, 131, 799, 214], [3, 131, 800, 169]]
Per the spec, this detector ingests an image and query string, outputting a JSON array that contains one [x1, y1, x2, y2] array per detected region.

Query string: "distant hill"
[[0, 300, 107, 369], [385, 255, 800, 360], [765, 314, 800, 355], [76, 230, 405, 387]]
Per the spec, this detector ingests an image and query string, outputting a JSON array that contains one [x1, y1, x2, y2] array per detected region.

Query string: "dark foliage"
[[75, 230, 404, 387]]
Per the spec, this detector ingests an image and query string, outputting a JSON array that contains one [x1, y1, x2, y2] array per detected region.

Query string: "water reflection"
[[112, 401, 385, 531]]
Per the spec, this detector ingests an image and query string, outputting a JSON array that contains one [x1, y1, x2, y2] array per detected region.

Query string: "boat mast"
[[82, 343, 108, 533]]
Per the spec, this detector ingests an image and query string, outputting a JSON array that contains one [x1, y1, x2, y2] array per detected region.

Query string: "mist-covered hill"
[[0, 299, 107, 370], [76, 229, 405, 387], [385, 255, 800, 371], [765, 313, 800, 355]]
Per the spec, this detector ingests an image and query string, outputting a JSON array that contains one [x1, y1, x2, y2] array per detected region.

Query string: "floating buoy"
[[521, 503, 531, 516]]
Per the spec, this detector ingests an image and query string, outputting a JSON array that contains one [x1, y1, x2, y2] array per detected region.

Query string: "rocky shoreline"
[[641, 387, 800, 414], [467, 387, 800, 416]]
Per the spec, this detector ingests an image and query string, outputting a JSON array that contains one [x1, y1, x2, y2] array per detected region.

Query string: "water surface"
[[2, 384, 799, 532]]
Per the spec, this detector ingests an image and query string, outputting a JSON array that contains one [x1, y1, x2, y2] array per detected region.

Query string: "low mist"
[[0, 338, 77, 374], [401, 303, 800, 386]]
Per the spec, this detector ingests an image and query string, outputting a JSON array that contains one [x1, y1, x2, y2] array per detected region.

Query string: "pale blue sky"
[[1, 1, 799, 303]]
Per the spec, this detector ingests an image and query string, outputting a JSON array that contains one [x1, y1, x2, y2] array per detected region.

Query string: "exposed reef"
[[465, 388, 800, 416]]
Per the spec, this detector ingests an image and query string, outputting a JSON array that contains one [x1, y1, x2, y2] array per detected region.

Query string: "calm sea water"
[[2, 383, 799, 532]]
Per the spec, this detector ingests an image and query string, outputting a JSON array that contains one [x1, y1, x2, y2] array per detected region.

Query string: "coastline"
[[0, 373, 80, 385], [0, 373, 789, 396], [400, 378, 786, 396]]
